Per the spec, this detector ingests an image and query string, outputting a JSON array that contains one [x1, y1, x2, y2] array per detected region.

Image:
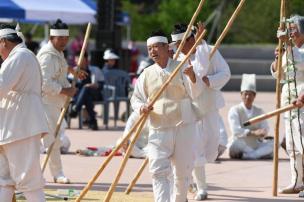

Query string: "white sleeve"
[[228, 106, 251, 138], [207, 50, 231, 90], [38, 54, 62, 95], [0, 55, 24, 98], [131, 73, 148, 114]]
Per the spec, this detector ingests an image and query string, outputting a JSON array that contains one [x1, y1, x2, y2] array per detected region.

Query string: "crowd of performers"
[[0, 14, 304, 202]]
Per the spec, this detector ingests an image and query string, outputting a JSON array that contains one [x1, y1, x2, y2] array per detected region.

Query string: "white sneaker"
[[194, 189, 208, 201], [54, 175, 70, 184]]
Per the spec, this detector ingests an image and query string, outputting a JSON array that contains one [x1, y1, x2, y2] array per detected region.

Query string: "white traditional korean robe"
[[37, 41, 70, 177], [0, 43, 48, 193]]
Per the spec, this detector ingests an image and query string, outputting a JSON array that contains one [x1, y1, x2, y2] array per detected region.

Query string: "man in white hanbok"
[[227, 74, 273, 160], [37, 19, 77, 184], [0, 24, 49, 202], [272, 15, 304, 194], [131, 31, 201, 202], [171, 23, 230, 200]]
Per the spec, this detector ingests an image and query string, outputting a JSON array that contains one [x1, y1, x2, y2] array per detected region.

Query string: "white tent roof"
[[0, 0, 96, 24]]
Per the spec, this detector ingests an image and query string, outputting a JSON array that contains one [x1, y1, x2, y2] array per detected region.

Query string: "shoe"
[[299, 191, 304, 197], [279, 184, 304, 194], [241, 152, 257, 160], [69, 105, 78, 118], [54, 175, 70, 184], [194, 189, 208, 201], [89, 119, 98, 130]]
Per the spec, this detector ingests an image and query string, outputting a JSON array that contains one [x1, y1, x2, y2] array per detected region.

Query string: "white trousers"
[[228, 138, 273, 159], [0, 135, 45, 193], [148, 123, 196, 202], [42, 104, 66, 177]]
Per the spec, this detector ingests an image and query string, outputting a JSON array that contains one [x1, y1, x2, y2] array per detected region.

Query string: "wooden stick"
[[103, 115, 148, 202], [12, 194, 16, 202], [173, 0, 206, 60], [75, 114, 147, 202], [243, 103, 296, 127], [41, 23, 92, 173], [125, 157, 149, 195], [209, 0, 246, 59], [273, 0, 286, 197]]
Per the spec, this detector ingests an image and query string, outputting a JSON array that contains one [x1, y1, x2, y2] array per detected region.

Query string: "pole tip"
[[243, 121, 250, 127]]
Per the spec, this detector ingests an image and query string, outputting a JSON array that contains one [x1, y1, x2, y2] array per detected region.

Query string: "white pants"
[[147, 123, 196, 202], [42, 104, 66, 177], [228, 138, 273, 159], [195, 110, 220, 166], [0, 135, 45, 192]]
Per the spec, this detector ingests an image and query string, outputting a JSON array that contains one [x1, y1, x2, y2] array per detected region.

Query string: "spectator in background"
[[102, 49, 120, 74], [24, 32, 39, 54], [129, 48, 140, 76], [69, 52, 104, 130]]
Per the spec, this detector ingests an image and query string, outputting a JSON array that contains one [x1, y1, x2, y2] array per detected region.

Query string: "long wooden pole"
[[273, 0, 286, 196], [173, 0, 206, 60], [125, 157, 149, 195], [243, 103, 296, 127], [103, 115, 148, 201], [41, 23, 92, 173], [209, 0, 246, 59]]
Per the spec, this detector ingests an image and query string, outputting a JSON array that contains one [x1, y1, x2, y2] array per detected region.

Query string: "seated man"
[[228, 74, 273, 160], [69, 52, 104, 130]]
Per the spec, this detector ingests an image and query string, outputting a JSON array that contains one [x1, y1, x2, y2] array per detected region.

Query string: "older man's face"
[[0, 38, 9, 60], [147, 42, 169, 63]]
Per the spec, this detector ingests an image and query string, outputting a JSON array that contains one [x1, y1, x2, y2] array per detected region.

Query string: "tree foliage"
[[123, 0, 304, 44]]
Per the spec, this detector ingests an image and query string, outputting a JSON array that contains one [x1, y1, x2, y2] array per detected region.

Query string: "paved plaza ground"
[[36, 92, 304, 202]]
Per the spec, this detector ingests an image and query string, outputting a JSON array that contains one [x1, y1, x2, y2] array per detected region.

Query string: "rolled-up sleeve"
[[38, 54, 62, 95]]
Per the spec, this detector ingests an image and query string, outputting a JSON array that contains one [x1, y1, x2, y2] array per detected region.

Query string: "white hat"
[[103, 49, 119, 60], [241, 74, 256, 92]]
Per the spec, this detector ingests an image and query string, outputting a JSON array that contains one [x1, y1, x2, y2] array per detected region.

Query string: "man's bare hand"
[[183, 65, 196, 83], [140, 104, 153, 115], [202, 76, 210, 87], [251, 129, 267, 138], [61, 87, 77, 97], [195, 21, 205, 42]]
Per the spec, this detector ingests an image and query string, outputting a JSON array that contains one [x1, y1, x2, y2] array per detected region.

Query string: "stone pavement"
[[42, 92, 303, 201]]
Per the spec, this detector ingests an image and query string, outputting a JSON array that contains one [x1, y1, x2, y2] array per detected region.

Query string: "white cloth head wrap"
[[147, 36, 168, 46], [0, 28, 17, 39], [241, 74, 256, 93], [50, 29, 69, 36], [171, 31, 191, 42]]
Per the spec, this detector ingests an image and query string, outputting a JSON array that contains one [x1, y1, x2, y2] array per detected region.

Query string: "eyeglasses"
[[288, 27, 298, 34]]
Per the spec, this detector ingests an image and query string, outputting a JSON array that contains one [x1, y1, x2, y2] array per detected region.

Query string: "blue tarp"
[[0, 0, 96, 24]]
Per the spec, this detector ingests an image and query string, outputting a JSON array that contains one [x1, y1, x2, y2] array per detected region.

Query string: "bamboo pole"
[[209, 0, 246, 59], [41, 23, 92, 173], [103, 115, 148, 202], [273, 0, 286, 196], [125, 157, 149, 195], [12, 194, 16, 202], [101, 29, 207, 202], [243, 103, 296, 127], [173, 0, 206, 60]]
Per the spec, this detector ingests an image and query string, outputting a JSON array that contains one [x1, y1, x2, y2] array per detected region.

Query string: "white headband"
[[171, 31, 191, 42], [0, 28, 17, 38], [50, 29, 69, 36], [147, 36, 168, 46]]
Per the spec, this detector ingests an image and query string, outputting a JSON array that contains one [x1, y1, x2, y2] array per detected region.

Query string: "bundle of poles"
[[75, 0, 246, 201]]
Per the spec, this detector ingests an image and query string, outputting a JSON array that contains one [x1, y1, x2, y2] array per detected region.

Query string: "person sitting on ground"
[[69, 51, 104, 130], [227, 74, 273, 160]]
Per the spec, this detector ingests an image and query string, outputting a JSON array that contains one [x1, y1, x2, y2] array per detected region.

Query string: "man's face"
[[241, 91, 256, 108], [147, 42, 169, 63], [0, 38, 9, 60], [175, 36, 195, 54], [51, 36, 69, 52], [289, 23, 304, 46]]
